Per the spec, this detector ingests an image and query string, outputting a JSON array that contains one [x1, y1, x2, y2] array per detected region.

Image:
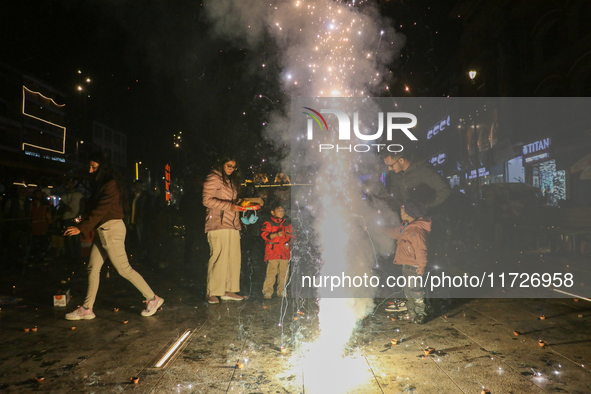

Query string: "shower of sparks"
[[204, 1, 404, 392], [270, 1, 397, 97]]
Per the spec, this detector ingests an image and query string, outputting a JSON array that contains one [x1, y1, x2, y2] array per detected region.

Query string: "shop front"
[[521, 137, 566, 206]]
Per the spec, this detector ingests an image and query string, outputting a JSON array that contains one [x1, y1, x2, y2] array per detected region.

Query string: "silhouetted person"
[[129, 180, 151, 261], [180, 176, 205, 265], [61, 179, 84, 269]]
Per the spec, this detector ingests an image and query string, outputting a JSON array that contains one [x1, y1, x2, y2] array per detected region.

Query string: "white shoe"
[[66, 306, 96, 321], [141, 296, 164, 317]]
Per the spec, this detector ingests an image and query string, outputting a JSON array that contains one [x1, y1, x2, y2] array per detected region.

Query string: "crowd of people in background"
[[0, 172, 173, 274], [1, 147, 566, 325]]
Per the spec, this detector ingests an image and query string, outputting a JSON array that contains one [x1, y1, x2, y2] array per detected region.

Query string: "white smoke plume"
[[204, 1, 405, 392]]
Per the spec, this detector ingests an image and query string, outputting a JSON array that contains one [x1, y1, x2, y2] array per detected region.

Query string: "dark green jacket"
[[388, 159, 451, 212]]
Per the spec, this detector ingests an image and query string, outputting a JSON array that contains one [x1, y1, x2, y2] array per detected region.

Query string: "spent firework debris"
[[424, 347, 435, 355]]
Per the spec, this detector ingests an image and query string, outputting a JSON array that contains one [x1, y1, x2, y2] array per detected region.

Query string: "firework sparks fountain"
[[204, 0, 405, 391]]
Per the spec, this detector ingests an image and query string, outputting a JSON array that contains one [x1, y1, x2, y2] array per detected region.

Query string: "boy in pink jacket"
[[386, 200, 431, 324]]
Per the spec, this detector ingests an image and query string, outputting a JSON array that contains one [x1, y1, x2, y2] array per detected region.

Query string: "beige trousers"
[[207, 229, 241, 296], [262, 259, 289, 296], [83, 219, 155, 309]]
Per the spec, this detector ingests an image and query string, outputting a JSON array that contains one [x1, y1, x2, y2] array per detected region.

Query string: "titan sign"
[[522, 138, 551, 155], [303, 107, 418, 152], [522, 137, 551, 165]]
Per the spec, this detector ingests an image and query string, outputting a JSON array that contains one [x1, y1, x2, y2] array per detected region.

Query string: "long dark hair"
[[89, 151, 127, 209], [213, 156, 241, 192]]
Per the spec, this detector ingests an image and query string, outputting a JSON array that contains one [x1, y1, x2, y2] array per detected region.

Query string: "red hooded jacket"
[[261, 217, 292, 261]]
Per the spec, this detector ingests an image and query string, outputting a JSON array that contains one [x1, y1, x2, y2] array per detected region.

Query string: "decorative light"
[[21, 86, 66, 154]]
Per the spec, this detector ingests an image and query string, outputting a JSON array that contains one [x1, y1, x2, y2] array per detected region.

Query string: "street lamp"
[[469, 70, 477, 83]]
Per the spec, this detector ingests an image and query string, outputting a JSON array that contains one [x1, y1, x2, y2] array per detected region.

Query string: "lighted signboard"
[[429, 152, 447, 166], [525, 152, 550, 164], [522, 138, 551, 165], [426, 115, 451, 140], [465, 167, 489, 179], [25, 150, 66, 162], [165, 164, 171, 203], [522, 138, 551, 155]]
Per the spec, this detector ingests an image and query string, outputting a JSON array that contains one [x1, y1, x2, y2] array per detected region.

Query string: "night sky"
[[1, 0, 461, 178]]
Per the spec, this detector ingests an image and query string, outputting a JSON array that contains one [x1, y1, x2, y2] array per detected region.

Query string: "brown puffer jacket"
[[203, 170, 240, 232], [392, 218, 431, 268]]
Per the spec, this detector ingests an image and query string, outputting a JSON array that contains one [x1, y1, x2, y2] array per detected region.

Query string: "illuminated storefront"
[[521, 137, 566, 206]]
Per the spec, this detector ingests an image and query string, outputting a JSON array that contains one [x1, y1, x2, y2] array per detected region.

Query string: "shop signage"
[[165, 164, 171, 203], [478, 167, 489, 177], [522, 137, 551, 165], [522, 138, 551, 155], [429, 152, 447, 166], [525, 152, 549, 164], [426, 115, 451, 140], [25, 150, 66, 162], [465, 167, 489, 179]]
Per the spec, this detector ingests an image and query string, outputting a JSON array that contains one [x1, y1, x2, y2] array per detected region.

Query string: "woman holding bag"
[[202, 157, 246, 304]]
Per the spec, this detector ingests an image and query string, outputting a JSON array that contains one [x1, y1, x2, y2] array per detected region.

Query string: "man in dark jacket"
[[382, 150, 451, 307], [382, 151, 451, 214]]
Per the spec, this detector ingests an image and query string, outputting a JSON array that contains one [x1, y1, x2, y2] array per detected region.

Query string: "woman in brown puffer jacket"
[[202, 157, 246, 304]]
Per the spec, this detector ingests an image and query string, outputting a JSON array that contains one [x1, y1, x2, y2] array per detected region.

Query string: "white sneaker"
[[66, 306, 96, 321], [141, 296, 164, 317]]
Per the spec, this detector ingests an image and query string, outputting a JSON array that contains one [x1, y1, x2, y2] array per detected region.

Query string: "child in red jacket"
[[261, 202, 292, 299]]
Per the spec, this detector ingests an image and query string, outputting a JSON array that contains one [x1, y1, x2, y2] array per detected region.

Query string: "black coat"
[[388, 159, 451, 212]]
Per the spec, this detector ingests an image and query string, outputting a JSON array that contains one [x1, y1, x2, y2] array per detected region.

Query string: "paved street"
[[1, 244, 591, 393]]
